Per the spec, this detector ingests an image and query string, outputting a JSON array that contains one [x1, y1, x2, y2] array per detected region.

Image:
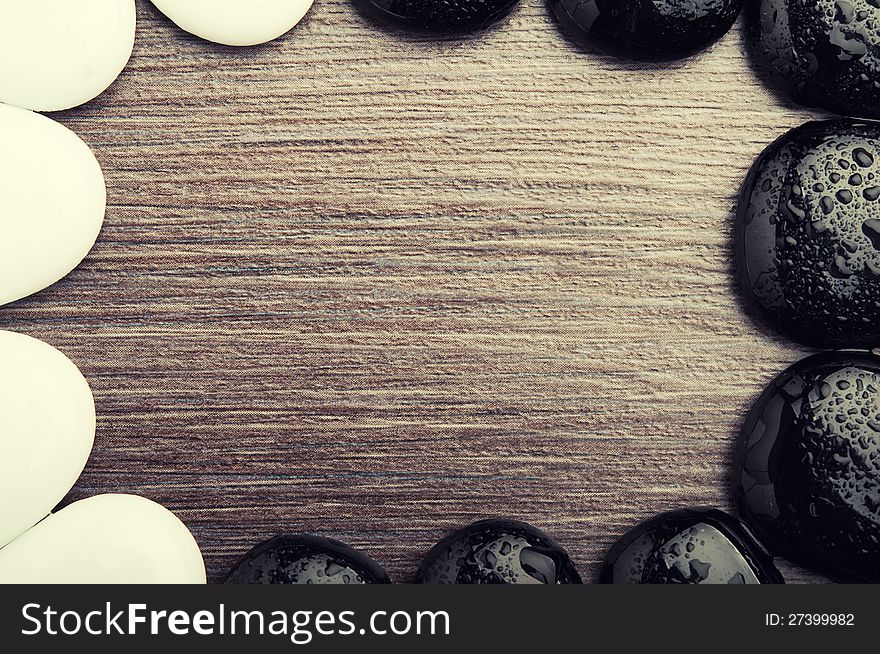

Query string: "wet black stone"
[[747, 1, 880, 119], [355, 0, 520, 32], [548, 0, 744, 62], [599, 508, 783, 584], [414, 519, 582, 583], [224, 535, 391, 584], [736, 120, 880, 349], [736, 352, 880, 583]]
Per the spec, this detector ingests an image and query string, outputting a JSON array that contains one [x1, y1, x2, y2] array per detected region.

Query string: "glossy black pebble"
[[600, 508, 783, 584], [736, 120, 880, 349], [548, 0, 744, 62], [224, 535, 391, 584], [356, 0, 520, 32], [414, 519, 582, 584], [736, 352, 880, 583], [748, 0, 880, 119]]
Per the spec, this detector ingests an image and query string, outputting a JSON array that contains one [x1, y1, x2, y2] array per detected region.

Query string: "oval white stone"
[[0, 495, 206, 584], [150, 0, 314, 46], [0, 104, 106, 307], [0, 0, 136, 112], [0, 331, 96, 549]]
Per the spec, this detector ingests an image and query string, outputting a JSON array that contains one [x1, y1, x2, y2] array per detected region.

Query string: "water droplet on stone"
[[414, 519, 581, 584], [736, 352, 880, 582], [548, 0, 744, 61], [224, 535, 390, 584], [736, 119, 880, 348], [600, 509, 782, 584]]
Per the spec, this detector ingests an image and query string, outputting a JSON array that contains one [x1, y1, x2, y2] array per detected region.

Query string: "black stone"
[[224, 535, 391, 584], [355, 0, 520, 32], [736, 120, 880, 349], [747, 0, 880, 119], [736, 352, 880, 583], [414, 519, 582, 583], [548, 0, 744, 62], [599, 508, 783, 584]]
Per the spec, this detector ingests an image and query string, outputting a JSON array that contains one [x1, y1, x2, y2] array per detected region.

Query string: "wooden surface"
[[1, 0, 830, 583]]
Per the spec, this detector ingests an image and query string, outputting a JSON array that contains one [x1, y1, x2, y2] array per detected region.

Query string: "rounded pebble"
[[548, 0, 744, 61], [356, 0, 521, 32], [414, 519, 582, 584], [150, 0, 314, 46], [0, 494, 206, 583], [736, 120, 880, 348], [0, 331, 95, 549], [600, 508, 783, 584], [224, 535, 391, 584], [747, 0, 880, 118], [736, 352, 880, 583], [1, 104, 106, 307], [0, 0, 136, 111]]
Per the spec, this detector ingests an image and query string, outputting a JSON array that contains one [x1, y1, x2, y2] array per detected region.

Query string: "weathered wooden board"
[[1, 0, 829, 583]]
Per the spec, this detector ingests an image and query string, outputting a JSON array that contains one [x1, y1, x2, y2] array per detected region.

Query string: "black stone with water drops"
[[547, 0, 744, 62], [599, 508, 783, 584], [224, 535, 391, 584], [355, 0, 521, 32], [736, 352, 880, 583], [414, 519, 582, 583], [747, 0, 880, 119], [736, 120, 880, 348]]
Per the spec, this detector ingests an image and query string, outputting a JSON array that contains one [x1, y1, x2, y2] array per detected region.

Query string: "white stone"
[[0, 331, 95, 548], [150, 0, 314, 46], [0, 495, 207, 583], [0, 104, 106, 307], [0, 0, 136, 112]]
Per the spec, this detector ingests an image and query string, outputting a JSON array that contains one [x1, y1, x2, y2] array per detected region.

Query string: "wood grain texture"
[[1, 0, 832, 583]]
